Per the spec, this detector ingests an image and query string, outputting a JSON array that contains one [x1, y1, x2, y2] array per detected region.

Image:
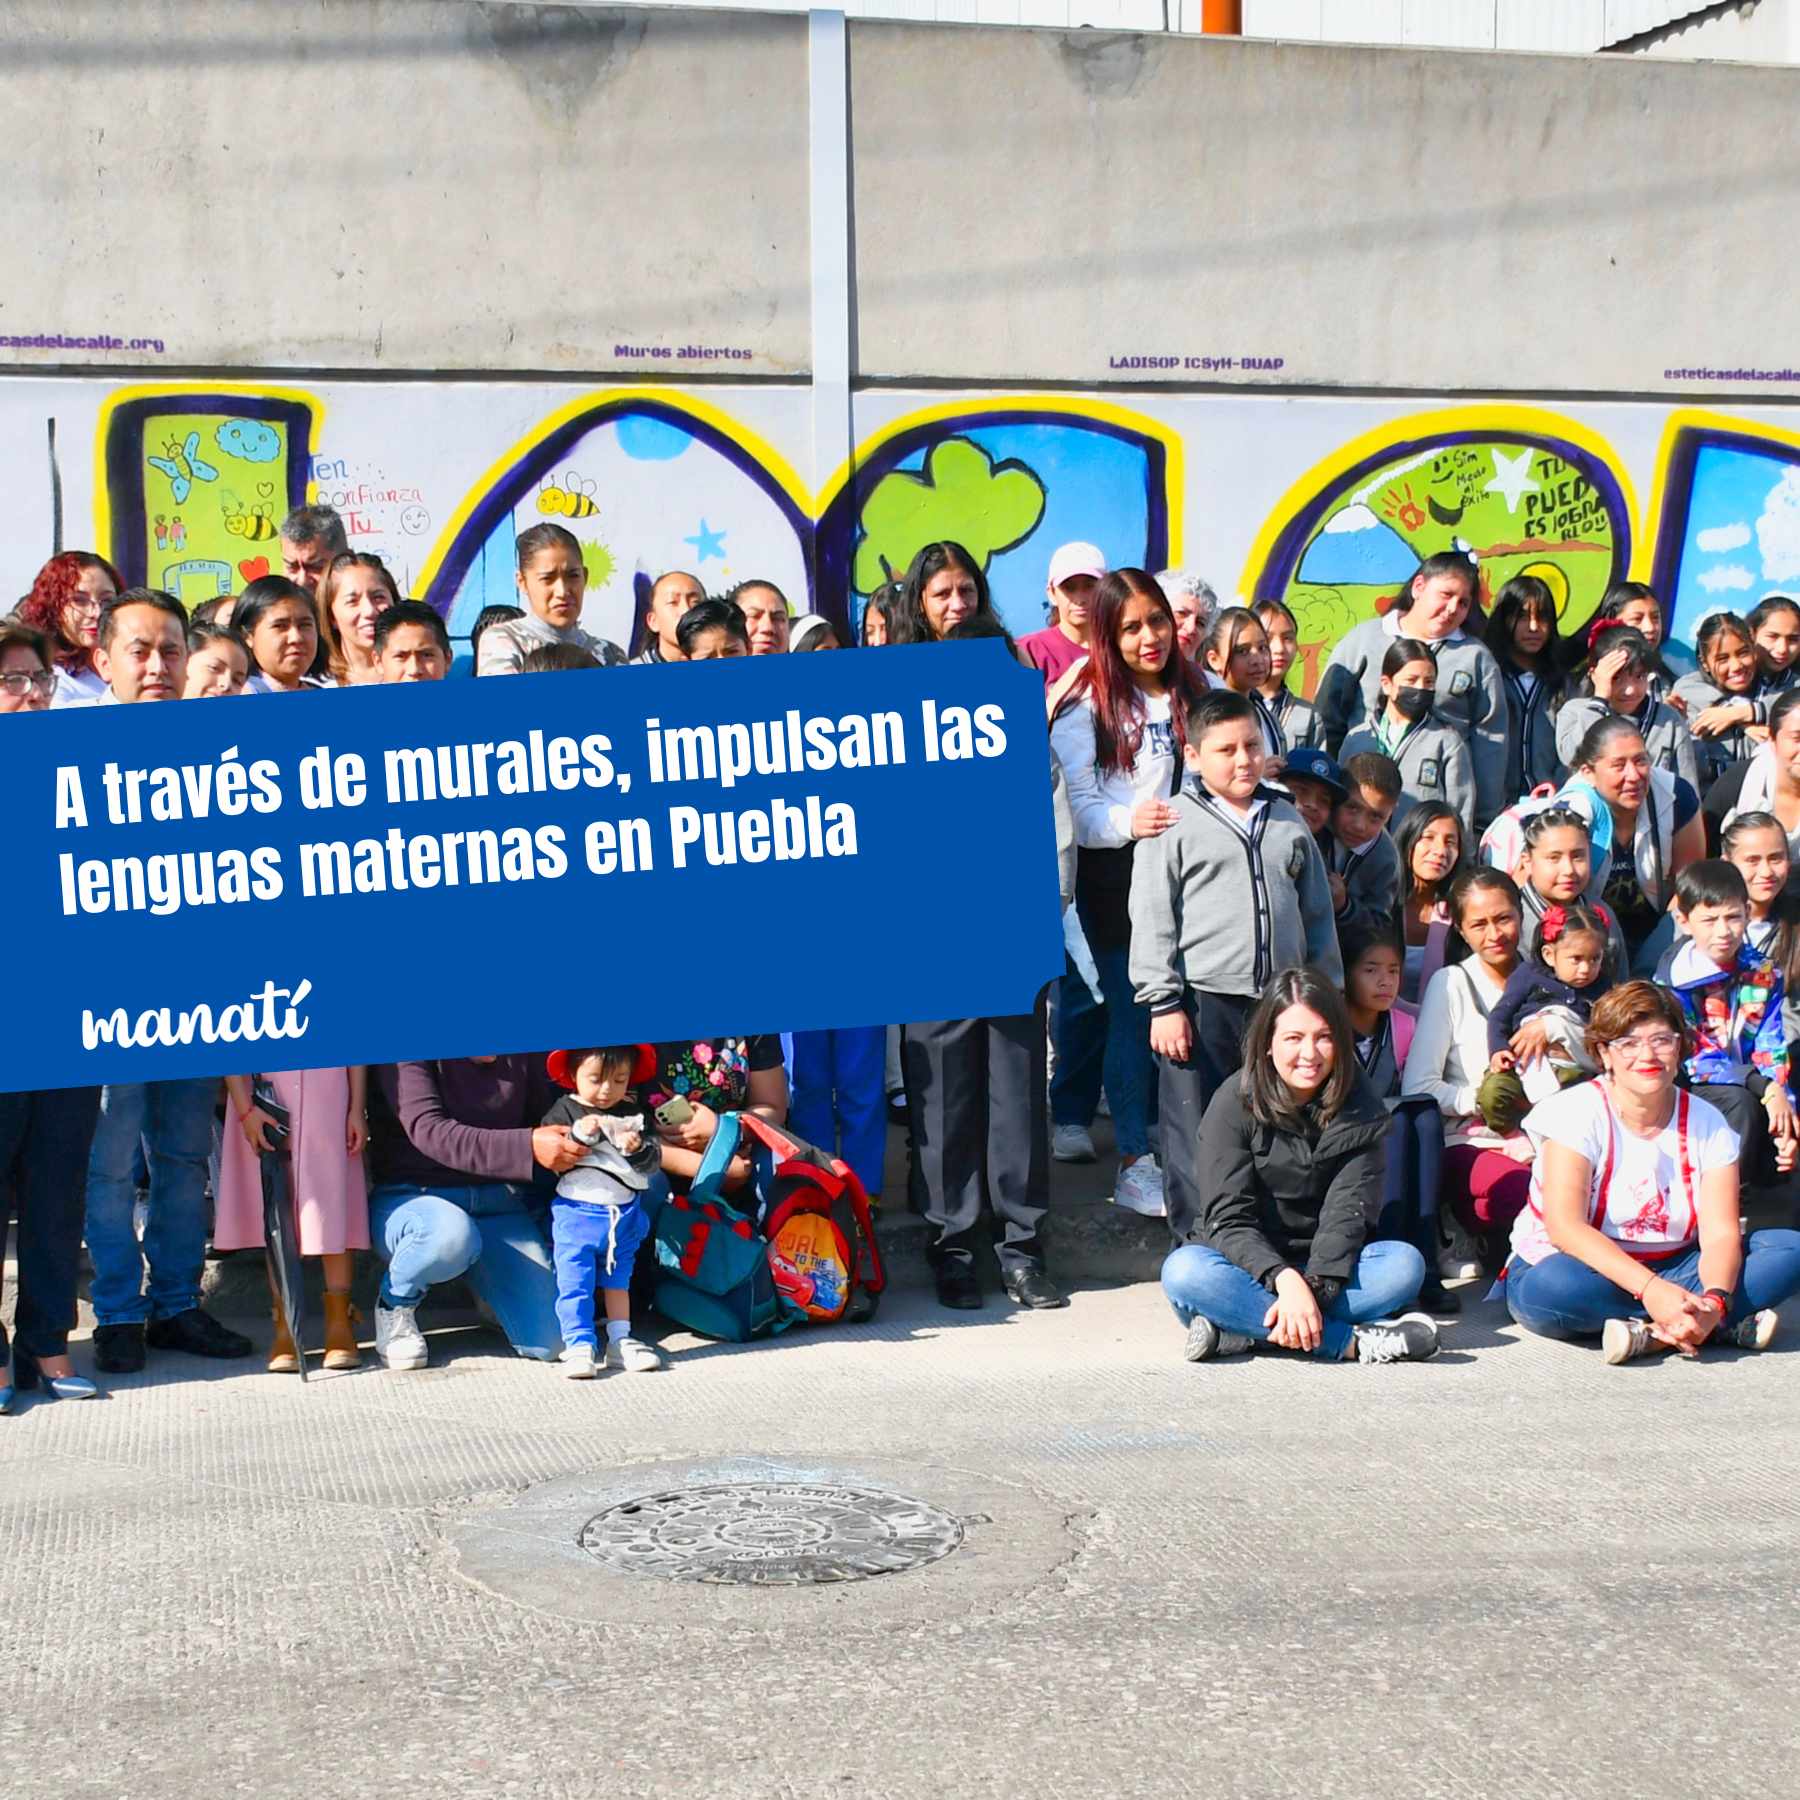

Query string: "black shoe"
[[145, 1307, 254, 1360], [92, 1322, 147, 1374], [1002, 1266, 1069, 1310], [1419, 1278, 1463, 1318], [934, 1266, 984, 1310]]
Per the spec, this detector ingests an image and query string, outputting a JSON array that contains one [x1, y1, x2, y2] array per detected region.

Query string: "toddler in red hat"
[[542, 1044, 664, 1378]]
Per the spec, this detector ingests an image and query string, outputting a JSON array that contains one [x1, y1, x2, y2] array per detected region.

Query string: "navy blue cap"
[[1281, 745, 1347, 800]]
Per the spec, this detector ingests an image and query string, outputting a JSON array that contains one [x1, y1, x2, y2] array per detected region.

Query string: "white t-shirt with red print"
[[1509, 1080, 1739, 1266]]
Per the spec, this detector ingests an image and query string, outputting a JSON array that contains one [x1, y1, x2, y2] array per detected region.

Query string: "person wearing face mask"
[[1338, 639, 1476, 838], [1020, 543, 1108, 688], [1316, 551, 1507, 829]]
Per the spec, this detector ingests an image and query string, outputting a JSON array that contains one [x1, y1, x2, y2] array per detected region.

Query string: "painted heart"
[[255, 480, 275, 498], [238, 556, 270, 582]]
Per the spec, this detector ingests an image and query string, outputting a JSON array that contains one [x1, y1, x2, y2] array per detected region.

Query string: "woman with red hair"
[[1049, 568, 1209, 1220], [16, 551, 122, 706]]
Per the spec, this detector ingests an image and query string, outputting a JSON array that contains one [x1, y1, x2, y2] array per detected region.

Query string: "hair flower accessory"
[[1541, 904, 1567, 944], [1585, 615, 1631, 657]]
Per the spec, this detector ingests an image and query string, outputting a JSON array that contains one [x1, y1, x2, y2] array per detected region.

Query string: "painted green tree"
[[852, 437, 1047, 595]]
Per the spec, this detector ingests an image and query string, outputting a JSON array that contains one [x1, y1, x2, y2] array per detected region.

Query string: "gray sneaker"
[[1184, 1316, 1256, 1362], [374, 1303, 428, 1371], [1350, 1313, 1441, 1364], [1725, 1307, 1779, 1351]]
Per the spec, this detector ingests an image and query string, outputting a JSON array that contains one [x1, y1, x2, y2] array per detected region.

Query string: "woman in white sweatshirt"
[[1050, 569, 1209, 1219], [1401, 868, 1534, 1280]]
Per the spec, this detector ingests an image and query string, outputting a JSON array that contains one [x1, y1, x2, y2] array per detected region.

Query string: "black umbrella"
[[254, 1080, 308, 1383]]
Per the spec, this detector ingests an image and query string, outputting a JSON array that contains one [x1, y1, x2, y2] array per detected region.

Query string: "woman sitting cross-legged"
[[1161, 966, 1441, 1365], [1502, 979, 1800, 1363]]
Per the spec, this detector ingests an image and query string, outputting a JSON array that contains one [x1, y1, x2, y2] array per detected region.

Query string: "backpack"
[[712, 1111, 888, 1325], [649, 1118, 793, 1341]]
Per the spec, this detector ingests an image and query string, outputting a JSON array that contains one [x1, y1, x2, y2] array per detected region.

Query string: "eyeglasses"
[[0, 670, 56, 697], [62, 596, 104, 615], [1611, 1031, 1681, 1056]]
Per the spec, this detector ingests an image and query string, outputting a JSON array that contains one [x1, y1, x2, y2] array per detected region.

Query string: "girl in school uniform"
[[1201, 607, 1285, 759], [1338, 638, 1478, 836]]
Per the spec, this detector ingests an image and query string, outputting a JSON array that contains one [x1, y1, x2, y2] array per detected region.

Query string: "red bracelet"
[[1704, 1288, 1732, 1317]]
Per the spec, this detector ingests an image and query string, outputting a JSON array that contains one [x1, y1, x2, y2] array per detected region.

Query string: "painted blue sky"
[[884, 423, 1154, 639], [1670, 442, 1800, 644]]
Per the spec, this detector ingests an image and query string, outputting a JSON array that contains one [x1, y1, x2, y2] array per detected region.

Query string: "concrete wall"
[[3, 2, 1798, 394], [0, 2, 812, 374]]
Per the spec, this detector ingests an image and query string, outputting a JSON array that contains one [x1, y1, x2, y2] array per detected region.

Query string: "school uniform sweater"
[[1498, 665, 1564, 797], [1554, 695, 1699, 792], [475, 613, 627, 676], [1128, 781, 1342, 1013], [1265, 686, 1321, 752], [1339, 711, 1478, 838], [1316, 614, 1508, 828], [1324, 826, 1401, 940], [1668, 670, 1760, 790]]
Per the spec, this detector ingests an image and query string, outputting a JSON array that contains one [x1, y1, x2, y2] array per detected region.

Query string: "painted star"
[[1484, 446, 1540, 516], [684, 519, 727, 561]]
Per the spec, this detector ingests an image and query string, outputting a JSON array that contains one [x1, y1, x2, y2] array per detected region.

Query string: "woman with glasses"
[[1501, 980, 1800, 1363], [0, 622, 103, 1408], [15, 550, 121, 707]]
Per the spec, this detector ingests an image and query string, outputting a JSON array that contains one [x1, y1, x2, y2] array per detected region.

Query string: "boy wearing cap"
[[541, 1045, 665, 1378], [1329, 752, 1403, 936], [1021, 542, 1108, 687]]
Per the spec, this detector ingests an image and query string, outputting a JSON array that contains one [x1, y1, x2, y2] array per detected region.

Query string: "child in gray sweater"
[[1130, 689, 1341, 1241]]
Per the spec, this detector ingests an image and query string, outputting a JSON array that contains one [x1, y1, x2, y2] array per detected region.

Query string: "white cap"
[[1047, 542, 1107, 589]]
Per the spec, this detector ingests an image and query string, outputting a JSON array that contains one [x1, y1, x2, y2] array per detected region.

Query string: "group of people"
[[1026, 540, 1800, 1365], [2, 511, 1799, 1407]]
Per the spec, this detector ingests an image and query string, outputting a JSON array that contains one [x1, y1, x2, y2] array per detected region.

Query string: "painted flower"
[[673, 1076, 690, 1095], [692, 1042, 714, 1062]]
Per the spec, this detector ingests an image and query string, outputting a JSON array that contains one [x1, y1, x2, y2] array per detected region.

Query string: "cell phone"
[[655, 1096, 694, 1128]]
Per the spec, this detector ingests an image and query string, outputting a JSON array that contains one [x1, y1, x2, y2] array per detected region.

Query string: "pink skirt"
[[214, 1068, 370, 1256]]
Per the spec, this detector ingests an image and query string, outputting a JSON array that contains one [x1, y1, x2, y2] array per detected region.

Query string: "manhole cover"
[[577, 1481, 965, 1586]]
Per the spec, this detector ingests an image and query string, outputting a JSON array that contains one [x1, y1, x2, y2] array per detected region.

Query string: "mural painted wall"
[[3, 378, 1798, 686]]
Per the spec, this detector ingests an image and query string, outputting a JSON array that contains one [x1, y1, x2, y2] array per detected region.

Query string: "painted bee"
[[222, 493, 278, 541], [538, 471, 598, 519]]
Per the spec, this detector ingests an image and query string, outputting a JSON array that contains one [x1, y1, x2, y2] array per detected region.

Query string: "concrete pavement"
[[5, 1239, 1800, 1799]]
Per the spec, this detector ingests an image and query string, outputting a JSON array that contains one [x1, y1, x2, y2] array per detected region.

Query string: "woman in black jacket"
[[1160, 966, 1440, 1364]]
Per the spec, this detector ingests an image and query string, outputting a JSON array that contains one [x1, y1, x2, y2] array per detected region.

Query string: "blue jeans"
[[369, 1180, 564, 1361], [1161, 1240, 1427, 1359], [1049, 953, 1106, 1131], [84, 1078, 217, 1327], [1505, 1229, 1800, 1340], [1087, 940, 1155, 1159], [552, 1200, 653, 1346], [789, 1025, 888, 1197]]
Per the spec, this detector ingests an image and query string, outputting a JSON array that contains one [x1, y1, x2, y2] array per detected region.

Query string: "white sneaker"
[[374, 1303, 428, 1371], [560, 1342, 598, 1379], [604, 1334, 664, 1374], [1111, 1158, 1167, 1218], [1052, 1124, 1096, 1163], [1601, 1316, 1657, 1365], [1095, 1092, 1112, 1120]]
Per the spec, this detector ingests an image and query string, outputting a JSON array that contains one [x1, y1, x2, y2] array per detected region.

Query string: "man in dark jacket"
[[365, 1057, 587, 1370], [1160, 1069, 1438, 1363]]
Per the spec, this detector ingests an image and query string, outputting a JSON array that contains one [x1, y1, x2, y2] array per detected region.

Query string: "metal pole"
[[809, 9, 853, 615]]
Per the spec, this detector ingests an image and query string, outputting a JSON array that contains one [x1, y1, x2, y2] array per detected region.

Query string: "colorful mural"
[[816, 401, 1179, 639], [11, 382, 1789, 676], [1241, 408, 1635, 698], [97, 386, 319, 606], [1647, 412, 1800, 645]]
